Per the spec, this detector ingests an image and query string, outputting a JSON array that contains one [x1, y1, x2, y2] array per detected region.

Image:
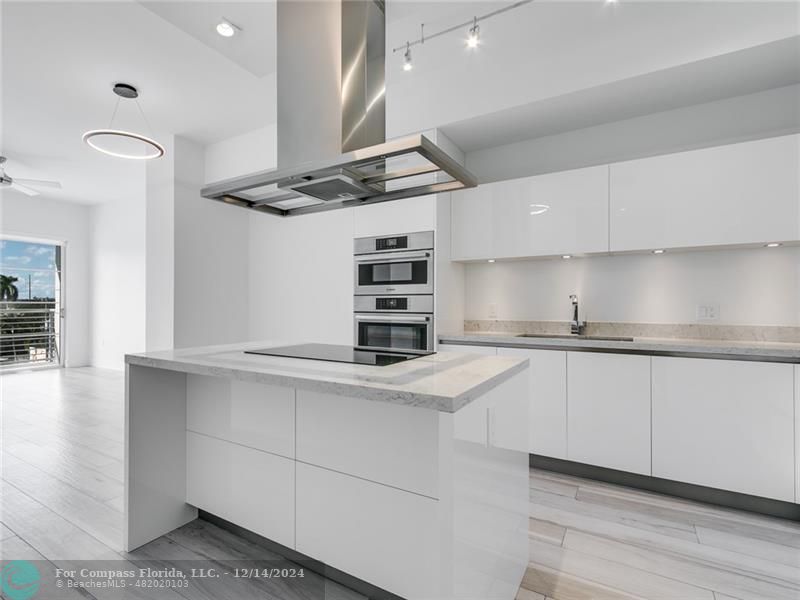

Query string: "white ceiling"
[[139, 1, 276, 78], [2, 1, 276, 205]]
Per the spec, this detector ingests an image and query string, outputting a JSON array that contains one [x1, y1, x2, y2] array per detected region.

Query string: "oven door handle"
[[354, 314, 430, 323], [354, 251, 431, 264]]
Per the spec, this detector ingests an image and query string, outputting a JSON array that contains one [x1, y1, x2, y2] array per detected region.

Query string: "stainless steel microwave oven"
[[354, 231, 433, 296]]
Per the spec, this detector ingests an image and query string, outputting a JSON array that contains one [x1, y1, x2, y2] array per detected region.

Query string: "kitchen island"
[[125, 342, 530, 600]]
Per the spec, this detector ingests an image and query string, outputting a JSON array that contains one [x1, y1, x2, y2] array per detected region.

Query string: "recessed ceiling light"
[[562, 255, 572, 260], [487, 259, 495, 263], [216, 19, 239, 38], [765, 242, 781, 248], [653, 249, 665, 254]]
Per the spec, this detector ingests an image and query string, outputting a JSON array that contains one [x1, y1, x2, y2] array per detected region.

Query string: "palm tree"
[[0, 275, 19, 301]]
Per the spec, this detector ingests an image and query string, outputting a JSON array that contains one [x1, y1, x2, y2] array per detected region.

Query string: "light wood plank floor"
[[2, 367, 799, 600]]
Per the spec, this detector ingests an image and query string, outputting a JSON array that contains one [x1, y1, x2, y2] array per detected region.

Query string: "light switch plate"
[[696, 304, 720, 322]]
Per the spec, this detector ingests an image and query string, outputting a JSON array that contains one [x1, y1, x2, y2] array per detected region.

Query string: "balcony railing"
[[0, 300, 60, 368]]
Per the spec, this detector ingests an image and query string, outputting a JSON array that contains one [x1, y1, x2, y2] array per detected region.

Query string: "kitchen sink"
[[516, 333, 634, 342]]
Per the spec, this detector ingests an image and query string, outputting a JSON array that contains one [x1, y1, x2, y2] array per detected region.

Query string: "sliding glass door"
[[0, 237, 64, 368]]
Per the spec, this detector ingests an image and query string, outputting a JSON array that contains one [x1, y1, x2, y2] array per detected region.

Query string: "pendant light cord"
[[134, 99, 157, 137], [108, 97, 121, 129]]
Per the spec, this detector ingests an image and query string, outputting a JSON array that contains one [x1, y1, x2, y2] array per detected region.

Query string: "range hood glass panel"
[[385, 170, 452, 192], [266, 196, 326, 209]]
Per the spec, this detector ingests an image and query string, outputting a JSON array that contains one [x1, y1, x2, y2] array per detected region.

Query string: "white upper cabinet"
[[451, 166, 610, 260], [451, 186, 494, 260], [493, 166, 610, 258], [610, 134, 800, 251]]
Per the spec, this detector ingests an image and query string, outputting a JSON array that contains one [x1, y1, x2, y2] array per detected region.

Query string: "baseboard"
[[530, 454, 800, 521], [198, 510, 405, 600]]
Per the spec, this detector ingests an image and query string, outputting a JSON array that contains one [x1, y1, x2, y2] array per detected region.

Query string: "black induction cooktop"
[[244, 343, 433, 366]]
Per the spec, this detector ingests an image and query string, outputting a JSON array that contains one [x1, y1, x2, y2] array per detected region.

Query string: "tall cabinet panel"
[[610, 134, 800, 251]]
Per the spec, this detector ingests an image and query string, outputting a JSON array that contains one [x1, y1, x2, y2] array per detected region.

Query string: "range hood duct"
[[201, 0, 477, 217]]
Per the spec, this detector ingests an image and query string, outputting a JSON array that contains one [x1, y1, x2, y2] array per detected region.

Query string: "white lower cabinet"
[[567, 352, 652, 475], [652, 357, 795, 502], [186, 432, 295, 548], [186, 375, 295, 458], [296, 390, 440, 498], [497, 347, 567, 459], [295, 462, 441, 599]]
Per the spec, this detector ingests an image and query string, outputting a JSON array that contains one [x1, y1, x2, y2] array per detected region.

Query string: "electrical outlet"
[[488, 303, 498, 319], [696, 304, 720, 322]]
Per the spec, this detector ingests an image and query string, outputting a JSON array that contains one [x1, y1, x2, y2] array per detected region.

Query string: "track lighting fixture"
[[403, 42, 413, 71], [467, 17, 480, 48]]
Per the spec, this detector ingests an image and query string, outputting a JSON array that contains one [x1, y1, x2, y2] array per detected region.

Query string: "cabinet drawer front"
[[652, 357, 794, 502], [567, 352, 651, 475], [296, 390, 439, 498], [295, 463, 441, 598], [186, 432, 294, 548], [187, 375, 295, 458]]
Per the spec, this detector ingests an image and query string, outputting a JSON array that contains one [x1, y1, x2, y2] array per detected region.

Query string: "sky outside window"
[[0, 239, 58, 300]]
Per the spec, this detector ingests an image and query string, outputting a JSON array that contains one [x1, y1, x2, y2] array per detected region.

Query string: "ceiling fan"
[[0, 156, 62, 196]]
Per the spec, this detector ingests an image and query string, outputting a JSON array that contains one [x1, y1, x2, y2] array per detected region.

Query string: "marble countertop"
[[439, 332, 800, 363], [125, 341, 528, 413]]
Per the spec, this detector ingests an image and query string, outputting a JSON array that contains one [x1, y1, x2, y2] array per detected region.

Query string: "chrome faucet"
[[569, 294, 586, 335]]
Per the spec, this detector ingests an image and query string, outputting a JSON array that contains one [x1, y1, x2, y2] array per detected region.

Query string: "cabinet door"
[[497, 347, 567, 458], [652, 357, 794, 502], [610, 134, 800, 251], [567, 352, 651, 475], [451, 186, 493, 260], [186, 375, 295, 458], [295, 463, 441, 599], [492, 166, 609, 258], [186, 432, 295, 548]]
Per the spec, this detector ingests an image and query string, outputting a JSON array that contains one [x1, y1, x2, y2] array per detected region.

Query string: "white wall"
[[176, 136, 250, 348], [90, 173, 147, 370], [466, 84, 800, 183], [204, 124, 277, 184], [385, 1, 798, 138], [0, 191, 92, 367], [464, 246, 800, 327]]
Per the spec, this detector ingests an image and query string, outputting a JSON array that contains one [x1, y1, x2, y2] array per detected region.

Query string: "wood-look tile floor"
[[1, 367, 799, 600]]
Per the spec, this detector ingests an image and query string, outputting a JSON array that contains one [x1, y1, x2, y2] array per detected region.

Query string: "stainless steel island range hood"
[[201, 1, 477, 217]]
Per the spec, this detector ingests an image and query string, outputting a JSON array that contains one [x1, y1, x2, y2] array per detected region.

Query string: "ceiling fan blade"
[[14, 178, 62, 189], [10, 182, 40, 196]]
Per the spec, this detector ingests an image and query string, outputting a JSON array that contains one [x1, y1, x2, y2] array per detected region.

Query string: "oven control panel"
[[376, 297, 408, 310], [375, 236, 408, 251]]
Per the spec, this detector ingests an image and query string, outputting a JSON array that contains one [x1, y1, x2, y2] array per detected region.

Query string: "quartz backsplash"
[[463, 320, 800, 344]]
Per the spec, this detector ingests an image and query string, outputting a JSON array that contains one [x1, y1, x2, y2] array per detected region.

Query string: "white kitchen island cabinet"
[[125, 342, 530, 600], [652, 356, 795, 502]]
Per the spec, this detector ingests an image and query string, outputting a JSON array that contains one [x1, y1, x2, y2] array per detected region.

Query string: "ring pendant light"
[[83, 83, 165, 160]]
